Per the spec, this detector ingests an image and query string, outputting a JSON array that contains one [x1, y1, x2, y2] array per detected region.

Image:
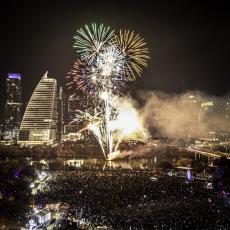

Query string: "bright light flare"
[[96, 45, 125, 78], [116, 106, 142, 136], [100, 91, 109, 100]]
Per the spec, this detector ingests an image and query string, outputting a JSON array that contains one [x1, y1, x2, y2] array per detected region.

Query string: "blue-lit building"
[[4, 73, 23, 141]]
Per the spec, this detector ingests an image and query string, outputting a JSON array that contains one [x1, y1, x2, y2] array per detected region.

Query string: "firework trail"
[[88, 123, 106, 158]]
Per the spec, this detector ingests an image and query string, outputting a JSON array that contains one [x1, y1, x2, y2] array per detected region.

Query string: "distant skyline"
[[1, 0, 230, 115]]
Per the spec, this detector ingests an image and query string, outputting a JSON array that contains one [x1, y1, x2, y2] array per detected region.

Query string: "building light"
[[8, 73, 21, 80]]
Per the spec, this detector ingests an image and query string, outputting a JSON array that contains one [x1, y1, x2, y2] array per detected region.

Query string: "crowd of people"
[[36, 169, 230, 229]]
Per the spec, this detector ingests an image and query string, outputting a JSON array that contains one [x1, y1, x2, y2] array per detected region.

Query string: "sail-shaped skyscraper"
[[18, 72, 57, 145]]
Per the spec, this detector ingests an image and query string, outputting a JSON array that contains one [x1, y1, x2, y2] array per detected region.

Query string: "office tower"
[[4, 73, 22, 141], [18, 72, 57, 145]]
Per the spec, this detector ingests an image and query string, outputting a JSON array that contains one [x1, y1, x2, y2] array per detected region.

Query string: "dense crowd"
[[36, 169, 230, 229]]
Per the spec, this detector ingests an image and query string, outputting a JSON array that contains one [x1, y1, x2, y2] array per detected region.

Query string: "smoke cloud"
[[137, 91, 230, 139], [108, 142, 155, 160]]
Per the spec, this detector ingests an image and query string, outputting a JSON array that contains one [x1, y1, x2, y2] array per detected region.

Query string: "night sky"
[[1, 0, 230, 120]]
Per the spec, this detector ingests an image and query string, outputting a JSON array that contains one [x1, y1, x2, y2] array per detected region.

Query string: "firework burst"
[[67, 45, 126, 96], [115, 30, 149, 80], [74, 23, 115, 63]]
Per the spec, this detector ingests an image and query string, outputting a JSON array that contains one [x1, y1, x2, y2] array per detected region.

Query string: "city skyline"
[[1, 2, 230, 229]]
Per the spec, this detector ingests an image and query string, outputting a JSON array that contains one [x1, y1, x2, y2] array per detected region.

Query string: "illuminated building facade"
[[26, 210, 51, 229], [18, 72, 57, 145], [4, 73, 22, 141]]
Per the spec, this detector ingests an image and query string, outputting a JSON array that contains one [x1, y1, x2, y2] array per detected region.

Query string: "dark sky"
[[1, 0, 230, 114]]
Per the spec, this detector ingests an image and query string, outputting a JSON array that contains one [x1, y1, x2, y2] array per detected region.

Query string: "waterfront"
[[1, 141, 230, 229], [0, 146, 223, 229]]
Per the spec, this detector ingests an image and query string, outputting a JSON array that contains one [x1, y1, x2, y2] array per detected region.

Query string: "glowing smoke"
[[140, 90, 230, 139]]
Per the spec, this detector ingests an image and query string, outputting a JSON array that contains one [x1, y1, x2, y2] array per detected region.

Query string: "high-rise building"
[[68, 94, 80, 123], [63, 94, 80, 134], [4, 73, 22, 141], [57, 87, 64, 141], [18, 72, 57, 145]]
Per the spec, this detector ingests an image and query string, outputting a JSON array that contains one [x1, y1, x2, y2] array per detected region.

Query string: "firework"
[[96, 45, 124, 78], [67, 46, 126, 95], [114, 30, 149, 80], [68, 23, 149, 159], [74, 94, 147, 159], [88, 123, 106, 158], [74, 23, 115, 63], [67, 59, 90, 94]]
